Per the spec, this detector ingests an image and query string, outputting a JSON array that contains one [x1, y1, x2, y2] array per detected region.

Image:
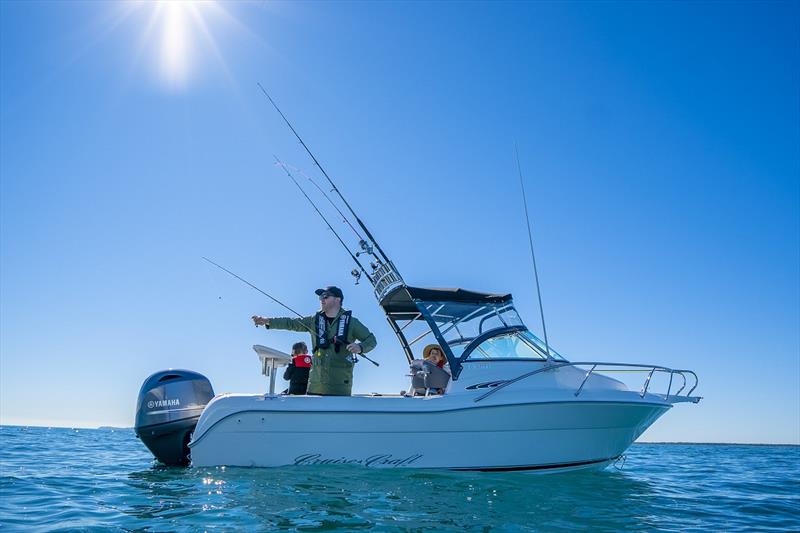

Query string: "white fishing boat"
[[186, 285, 699, 472], [137, 281, 699, 472], [134, 91, 701, 472]]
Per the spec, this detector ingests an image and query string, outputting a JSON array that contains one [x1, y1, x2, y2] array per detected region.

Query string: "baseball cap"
[[315, 286, 344, 300]]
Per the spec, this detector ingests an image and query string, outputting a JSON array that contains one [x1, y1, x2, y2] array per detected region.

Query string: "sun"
[[159, 1, 194, 87], [152, 0, 218, 89], [129, 0, 229, 91], [101, 0, 272, 91]]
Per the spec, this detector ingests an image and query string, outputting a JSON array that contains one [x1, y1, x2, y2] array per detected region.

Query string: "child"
[[420, 344, 450, 395], [283, 341, 312, 395], [423, 344, 447, 369]]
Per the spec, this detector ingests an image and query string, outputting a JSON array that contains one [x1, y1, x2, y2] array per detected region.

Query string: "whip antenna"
[[515, 143, 551, 361]]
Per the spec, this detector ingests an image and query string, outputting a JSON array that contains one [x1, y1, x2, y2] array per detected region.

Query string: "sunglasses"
[[319, 293, 333, 300]]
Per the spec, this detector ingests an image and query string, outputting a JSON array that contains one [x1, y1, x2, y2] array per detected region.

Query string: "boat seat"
[[408, 360, 450, 396]]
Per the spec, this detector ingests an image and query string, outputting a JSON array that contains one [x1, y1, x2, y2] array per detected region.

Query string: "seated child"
[[407, 344, 450, 396], [283, 341, 312, 395], [424, 344, 447, 370]]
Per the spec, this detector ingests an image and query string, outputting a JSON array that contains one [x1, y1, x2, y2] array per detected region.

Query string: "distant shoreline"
[[1, 424, 797, 447]]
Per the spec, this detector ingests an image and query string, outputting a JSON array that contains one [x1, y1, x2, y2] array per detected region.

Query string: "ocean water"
[[0, 426, 797, 532]]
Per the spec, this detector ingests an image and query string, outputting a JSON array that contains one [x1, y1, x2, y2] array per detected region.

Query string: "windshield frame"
[[460, 327, 567, 363], [414, 300, 556, 378], [457, 324, 528, 362]]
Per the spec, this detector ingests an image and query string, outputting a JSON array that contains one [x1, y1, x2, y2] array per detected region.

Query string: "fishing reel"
[[355, 239, 374, 257], [350, 268, 361, 285]]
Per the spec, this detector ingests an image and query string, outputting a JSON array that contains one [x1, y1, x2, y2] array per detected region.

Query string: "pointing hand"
[[252, 315, 270, 327]]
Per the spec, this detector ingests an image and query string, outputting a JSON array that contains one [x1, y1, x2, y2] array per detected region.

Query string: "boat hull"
[[188, 394, 669, 471]]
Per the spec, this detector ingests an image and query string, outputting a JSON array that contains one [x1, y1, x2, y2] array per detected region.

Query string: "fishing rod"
[[256, 83, 392, 266], [280, 160, 366, 244], [307, 174, 367, 245], [203, 256, 380, 367], [274, 156, 374, 285], [203, 256, 308, 320], [515, 143, 552, 361]]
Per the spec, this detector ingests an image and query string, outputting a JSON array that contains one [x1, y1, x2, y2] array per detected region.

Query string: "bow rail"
[[474, 361, 700, 403]]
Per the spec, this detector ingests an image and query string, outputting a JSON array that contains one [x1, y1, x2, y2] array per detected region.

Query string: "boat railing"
[[473, 361, 700, 404]]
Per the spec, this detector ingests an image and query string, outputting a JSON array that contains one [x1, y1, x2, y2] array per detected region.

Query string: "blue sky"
[[1, 1, 797, 444]]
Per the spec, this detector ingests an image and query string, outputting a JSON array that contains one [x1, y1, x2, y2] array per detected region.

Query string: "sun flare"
[[104, 0, 272, 91], [131, 0, 226, 90], [159, 1, 192, 87]]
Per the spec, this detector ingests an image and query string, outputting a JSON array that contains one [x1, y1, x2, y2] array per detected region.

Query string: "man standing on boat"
[[251, 286, 377, 396]]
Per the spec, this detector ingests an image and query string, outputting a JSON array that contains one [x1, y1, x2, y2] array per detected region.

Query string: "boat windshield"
[[415, 300, 519, 359], [465, 329, 566, 362], [414, 300, 567, 363]]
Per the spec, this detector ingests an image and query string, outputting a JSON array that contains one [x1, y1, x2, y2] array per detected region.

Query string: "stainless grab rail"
[[474, 361, 700, 403], [574, 364, 597, 397], [640, 367, 656, 397]]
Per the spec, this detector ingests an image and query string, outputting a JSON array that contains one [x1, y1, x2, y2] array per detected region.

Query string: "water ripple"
[[0, 426, 798, 532]]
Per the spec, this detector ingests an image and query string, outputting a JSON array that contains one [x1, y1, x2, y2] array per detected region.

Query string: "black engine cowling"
[[134, 369, 214, 466]]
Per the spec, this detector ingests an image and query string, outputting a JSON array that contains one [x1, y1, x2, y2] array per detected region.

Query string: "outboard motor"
[[134, 370, 214, 466]]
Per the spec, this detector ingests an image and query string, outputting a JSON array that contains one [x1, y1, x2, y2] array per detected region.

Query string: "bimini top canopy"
[[379, 286, 512, 317]]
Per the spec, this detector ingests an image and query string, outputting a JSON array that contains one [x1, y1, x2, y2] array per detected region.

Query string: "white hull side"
[[189, 395, 669, 471]]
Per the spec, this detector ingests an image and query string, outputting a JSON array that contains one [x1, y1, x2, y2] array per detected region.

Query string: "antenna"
[[515, 143, 552, 361]]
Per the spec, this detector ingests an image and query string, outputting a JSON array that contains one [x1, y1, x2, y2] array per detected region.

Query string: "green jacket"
[[268, 309, 377, 396]]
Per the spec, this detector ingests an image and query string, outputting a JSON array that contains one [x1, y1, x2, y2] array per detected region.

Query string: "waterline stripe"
[[452, 455, 619, 472]]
